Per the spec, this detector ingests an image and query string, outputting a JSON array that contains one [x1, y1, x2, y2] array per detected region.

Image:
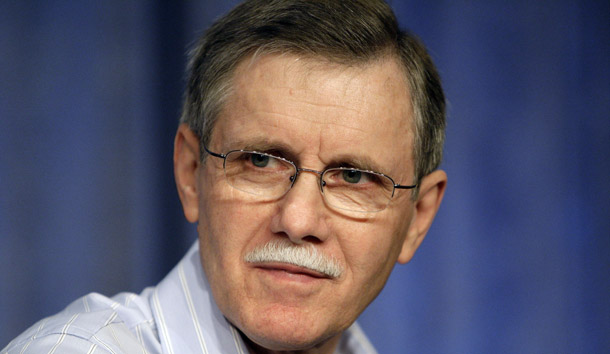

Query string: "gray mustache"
[[244, 239, 343, 278]]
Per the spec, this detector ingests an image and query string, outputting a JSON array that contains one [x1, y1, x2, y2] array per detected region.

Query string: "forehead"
[[214, 54, 415, 176]]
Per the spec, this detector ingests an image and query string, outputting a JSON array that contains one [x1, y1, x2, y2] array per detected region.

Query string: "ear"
[[174, 123, 201, 223], [397, 170, 447, 264]]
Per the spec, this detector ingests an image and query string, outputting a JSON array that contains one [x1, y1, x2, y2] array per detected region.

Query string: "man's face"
[[196, 54, 419, 350]]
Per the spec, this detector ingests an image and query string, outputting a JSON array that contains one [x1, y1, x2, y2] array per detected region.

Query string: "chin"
[[242, 329, 338, 353], [235, 306, 341, 352]]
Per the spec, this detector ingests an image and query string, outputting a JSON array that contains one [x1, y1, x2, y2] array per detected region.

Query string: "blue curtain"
[[1, 1, 608, 352]]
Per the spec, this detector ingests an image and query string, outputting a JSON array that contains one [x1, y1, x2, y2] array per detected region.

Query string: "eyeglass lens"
[[223, 151, 395, 212]]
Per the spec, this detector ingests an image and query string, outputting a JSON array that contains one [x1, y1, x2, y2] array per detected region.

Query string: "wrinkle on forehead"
[[235, 53, 409, 115], [246, 109, 372, 136]]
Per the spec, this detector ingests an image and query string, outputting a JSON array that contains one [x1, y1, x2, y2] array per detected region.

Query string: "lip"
[[252, 262, 333, 281]]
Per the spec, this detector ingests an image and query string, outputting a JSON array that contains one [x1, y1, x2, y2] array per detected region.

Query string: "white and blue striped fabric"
[[2, 242, 377, 354]]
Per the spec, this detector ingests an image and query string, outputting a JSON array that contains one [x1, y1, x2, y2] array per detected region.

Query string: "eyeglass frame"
[[203, 145, 417, 212]]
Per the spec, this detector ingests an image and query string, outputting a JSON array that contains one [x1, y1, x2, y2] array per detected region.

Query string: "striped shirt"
[[2, 242, 378, 354]]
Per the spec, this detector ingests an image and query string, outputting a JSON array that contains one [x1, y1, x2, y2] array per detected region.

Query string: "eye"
[[342, 169, 362, 184], [250, 153, 270, 167]]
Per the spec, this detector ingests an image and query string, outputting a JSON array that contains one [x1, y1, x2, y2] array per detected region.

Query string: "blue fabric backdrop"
[[1, 1, 608, 353]]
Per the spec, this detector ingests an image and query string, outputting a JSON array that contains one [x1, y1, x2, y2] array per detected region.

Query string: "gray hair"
[[180, 0, 445, 184]]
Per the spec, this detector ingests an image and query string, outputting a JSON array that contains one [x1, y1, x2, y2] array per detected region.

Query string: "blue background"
[[1, 1, 608, 353]]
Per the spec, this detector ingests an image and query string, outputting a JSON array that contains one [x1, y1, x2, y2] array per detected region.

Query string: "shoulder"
[[2, 292, 156, 354]]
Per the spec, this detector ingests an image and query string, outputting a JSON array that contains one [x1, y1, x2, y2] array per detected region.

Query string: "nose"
[[270, 169, 329, 244]]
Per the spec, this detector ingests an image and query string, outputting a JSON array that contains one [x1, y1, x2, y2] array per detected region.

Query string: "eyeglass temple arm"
[[394, 183, 417, 189], [203, 145, 226, 159]]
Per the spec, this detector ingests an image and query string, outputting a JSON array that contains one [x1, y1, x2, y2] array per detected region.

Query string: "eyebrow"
[[326, 154, 387, 175], [227, 137, 297, 159]]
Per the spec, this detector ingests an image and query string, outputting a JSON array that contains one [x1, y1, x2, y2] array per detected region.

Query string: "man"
[[3, 0, 446, 353]]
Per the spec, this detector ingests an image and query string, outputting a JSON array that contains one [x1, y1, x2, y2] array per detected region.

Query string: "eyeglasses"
[[204, 146, 417, 213]]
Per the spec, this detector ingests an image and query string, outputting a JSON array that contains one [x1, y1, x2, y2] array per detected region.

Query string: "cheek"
[[340, 215, 409, 285], [200, 197, 258, 254], [197, 183, 276, 303], [198, 176, 277, 267]]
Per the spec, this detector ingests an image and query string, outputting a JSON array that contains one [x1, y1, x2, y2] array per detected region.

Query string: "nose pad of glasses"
[[288, 172, 325, 190]]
